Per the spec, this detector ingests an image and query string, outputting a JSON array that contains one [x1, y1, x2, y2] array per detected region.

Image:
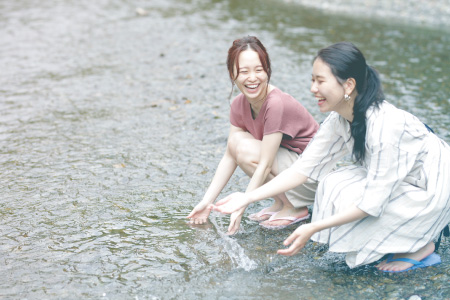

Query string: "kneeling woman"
[[213, 42, 450, 272], [187, 36, 319, 234]]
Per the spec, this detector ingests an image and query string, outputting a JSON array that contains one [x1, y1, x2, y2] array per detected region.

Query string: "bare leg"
[[375, 242, 435, 272], [228, 131, 307, 223], [228, 132, 282, 218], [258, 143, 308, 226]]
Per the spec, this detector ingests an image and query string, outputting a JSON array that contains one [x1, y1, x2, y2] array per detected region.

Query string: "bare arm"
[[245, 132, 282, 192], [213, 167, 308, 214], [248, 167, 307, 203], [187, 125, 242, 223], [278, 204, 369, 256], [226, 132, 283, 234]]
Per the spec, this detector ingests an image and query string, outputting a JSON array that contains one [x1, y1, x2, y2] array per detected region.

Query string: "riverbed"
[[1, 0, 449, 299]]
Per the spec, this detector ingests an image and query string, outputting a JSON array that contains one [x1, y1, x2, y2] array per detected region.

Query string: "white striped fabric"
[[292, 101, 450, 268]]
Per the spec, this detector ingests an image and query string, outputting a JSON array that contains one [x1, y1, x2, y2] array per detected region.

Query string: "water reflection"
[[0, 0, 449, 299]]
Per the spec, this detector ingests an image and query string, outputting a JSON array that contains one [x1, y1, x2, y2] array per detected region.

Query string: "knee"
[[235, 139, 254, 165], [227, 137, 255, 167]]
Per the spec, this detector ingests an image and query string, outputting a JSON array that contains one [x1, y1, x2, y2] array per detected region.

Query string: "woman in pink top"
[[187, 36, 319, 234]]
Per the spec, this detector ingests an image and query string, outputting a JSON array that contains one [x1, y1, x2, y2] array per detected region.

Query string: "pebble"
[[430, 274, 444, 280], [385, 284, 399, 292], [135, 7, 148, 16]]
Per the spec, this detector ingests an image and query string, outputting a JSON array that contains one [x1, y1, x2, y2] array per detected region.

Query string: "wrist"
[[308, 221, 322, 234], [243, 193, 254, 206], [200, 198, 214, 206], [236, 206, 246, 215]]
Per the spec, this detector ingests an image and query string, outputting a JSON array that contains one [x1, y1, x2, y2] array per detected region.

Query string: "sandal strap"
[[386, 256, 422, 266]]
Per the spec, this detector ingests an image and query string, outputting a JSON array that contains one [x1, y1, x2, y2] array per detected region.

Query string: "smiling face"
[[233, 49, 269, 104], [311, 58, 354, 120]]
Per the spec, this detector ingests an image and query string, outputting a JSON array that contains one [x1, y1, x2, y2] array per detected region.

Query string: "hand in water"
[[226, 208, 245, 235], [187, 202, 212, 224], [277, 223, 316, 256], [212, 192, 249, 214]]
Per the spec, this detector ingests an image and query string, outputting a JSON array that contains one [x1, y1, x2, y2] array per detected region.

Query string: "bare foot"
[[376, 242, 435, 272], [248, 202, 283, 221], [260, 206, 309, 227]]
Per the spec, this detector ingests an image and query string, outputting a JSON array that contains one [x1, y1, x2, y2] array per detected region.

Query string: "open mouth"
[[317, 97, 326, 104], [245, 84, 260, 90]]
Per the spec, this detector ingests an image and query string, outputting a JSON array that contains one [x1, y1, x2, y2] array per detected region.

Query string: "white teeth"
[[246, 84, 258, 89]]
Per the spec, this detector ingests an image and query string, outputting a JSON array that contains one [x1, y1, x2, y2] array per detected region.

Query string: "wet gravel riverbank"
[[1, 0, 449, 299], [287, 0, 450, 29]]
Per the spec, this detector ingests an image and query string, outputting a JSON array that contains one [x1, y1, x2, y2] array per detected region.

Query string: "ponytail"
[[351, 66, 384, 163]]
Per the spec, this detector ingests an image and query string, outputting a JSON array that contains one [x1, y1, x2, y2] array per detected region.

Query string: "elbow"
[[260, 163, 273, 178], [253, 162, 273, 180]]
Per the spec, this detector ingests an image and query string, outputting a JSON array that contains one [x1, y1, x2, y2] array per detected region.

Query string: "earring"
[[344, 94, 351, 102]]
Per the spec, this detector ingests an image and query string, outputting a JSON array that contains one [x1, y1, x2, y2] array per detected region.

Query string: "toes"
[[375, 260, 387, 269], [262, 220, 291, 227], [376, 260, 412, 272], [256, 215, 271, 221]]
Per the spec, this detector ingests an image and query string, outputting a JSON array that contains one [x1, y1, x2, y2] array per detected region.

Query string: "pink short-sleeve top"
[[230, 88, 319, 154]]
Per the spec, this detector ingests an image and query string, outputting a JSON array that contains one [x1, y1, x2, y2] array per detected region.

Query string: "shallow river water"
[[1, 0, 450, 299]]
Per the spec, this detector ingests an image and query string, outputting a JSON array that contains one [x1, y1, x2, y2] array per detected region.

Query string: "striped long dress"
[[292, 101, 450, 268]]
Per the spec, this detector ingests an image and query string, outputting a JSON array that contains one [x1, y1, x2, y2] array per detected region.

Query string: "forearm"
[[276, 204, 370, 256], [247, 168, 307, 204], [311, 204, 369, 232], [202, 154, 237, 204], [245, 163, 271, 193], [211, 168, 305, 215]]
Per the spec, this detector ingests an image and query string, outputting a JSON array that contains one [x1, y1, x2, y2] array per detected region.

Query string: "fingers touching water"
[[187, 193, 249, 234], [187, 202, 212, 225], [277, 223, 315, 256], [227, 209, 245, 235], [188, 197, 315, 254]]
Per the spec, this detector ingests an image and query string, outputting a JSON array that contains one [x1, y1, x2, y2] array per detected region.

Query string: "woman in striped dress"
[[212, 42, 450, 272]]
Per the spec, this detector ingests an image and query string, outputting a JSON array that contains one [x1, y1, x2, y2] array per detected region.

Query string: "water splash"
[[210, 212, 258, 271]]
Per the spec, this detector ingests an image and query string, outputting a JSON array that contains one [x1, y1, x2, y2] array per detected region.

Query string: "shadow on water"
[[0, 0, 449, 299]]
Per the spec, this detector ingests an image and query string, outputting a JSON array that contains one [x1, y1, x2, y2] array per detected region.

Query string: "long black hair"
[[315, 42, 385, 164]]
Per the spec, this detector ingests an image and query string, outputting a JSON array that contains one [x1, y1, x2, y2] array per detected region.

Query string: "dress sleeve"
[[292, 113, 350, 181]]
